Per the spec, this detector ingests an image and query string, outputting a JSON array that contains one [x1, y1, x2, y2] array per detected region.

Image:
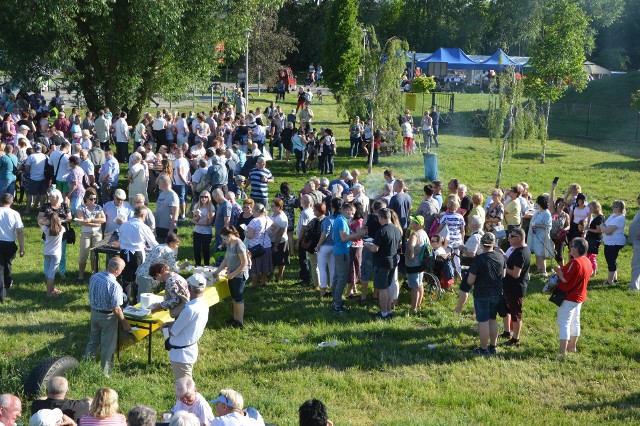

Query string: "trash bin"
[[423, 152, 438, 181]]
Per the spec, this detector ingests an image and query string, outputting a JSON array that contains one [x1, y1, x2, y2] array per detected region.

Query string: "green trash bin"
[[423, 152, 438, 181]]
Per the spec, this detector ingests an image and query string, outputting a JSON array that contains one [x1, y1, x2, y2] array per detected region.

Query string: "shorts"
[[403, 137, 413, 150], [360, 248, 373, 281], [27, 179, 47, 196], [460, 268, 473, 293], [474, 294, 503, 322], [56, 180, 70, 193], [229, 273, 248, 303], [172, 184, 186, 203], [373, 266, 394, 290], [504, 291, 524, 322], [407, 272, 423, 288]]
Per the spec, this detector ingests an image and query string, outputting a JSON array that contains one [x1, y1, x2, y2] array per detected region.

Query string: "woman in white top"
[[251, 117, 267, 153], [421, 111, 433, 151], [569, 193, 590, 242], [246, 203, 273, 288], [128, 152, 148, 204], [599, 200, 627, 285], [134, 118, 148, 150], [76, 187, 105, 281], [191, 190, 216, 266], [269, 198, 290, 281], [38, 212, 64, 297], [80, 129, 93, 150]]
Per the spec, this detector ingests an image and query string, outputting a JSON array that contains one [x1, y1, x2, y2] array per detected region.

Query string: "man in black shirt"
[[468, 232, 506, 355], [359, 199, 385, 304], [364, 207, 402, 319], [502, 227, 531, 346], [31, 376, 90, 424]]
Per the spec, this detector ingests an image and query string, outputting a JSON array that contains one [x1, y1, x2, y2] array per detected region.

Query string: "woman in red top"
[[552, 237, 593, 356]]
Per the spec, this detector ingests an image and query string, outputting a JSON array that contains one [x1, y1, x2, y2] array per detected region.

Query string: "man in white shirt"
[[103, 188, 134, 238], [172, 148, 190, 221], [350, 183, 370, 217], [171, 378, 214, 426], [152, 111, 168, 148], [166, 274, 209, 381], [114, 112, 130, 163], [0, 194, 25, 302], [49, 141, 71, 203], [175, 113, 190, 147], [118, 206, 157, 302], [24, 144, 49, 214], [79, 150, 96, 187], [193, 115, 211, 145]]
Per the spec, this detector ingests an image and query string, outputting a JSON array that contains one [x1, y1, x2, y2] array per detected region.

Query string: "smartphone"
[[552, 176, 559, 185]]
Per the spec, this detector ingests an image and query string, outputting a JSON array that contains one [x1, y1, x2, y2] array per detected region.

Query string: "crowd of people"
[[0, 377, 335, 426]]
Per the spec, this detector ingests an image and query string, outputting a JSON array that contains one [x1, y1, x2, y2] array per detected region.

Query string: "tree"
[[0, 0, 284, 124], [410, 76, 436, 117], [323, 0, 362, 102], [525, 0, 594, 163]]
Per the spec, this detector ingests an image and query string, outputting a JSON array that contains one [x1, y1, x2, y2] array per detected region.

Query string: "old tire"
[[24, 355, 80, 398]]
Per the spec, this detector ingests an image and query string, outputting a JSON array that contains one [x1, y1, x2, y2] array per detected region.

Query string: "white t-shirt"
[[190, 145, 206, 159], [210, 412, 262, 426], [49, 150, 70, 180], [401, 121, 413, 138], [603, 214, 626, 246], [191, 167, 207, 185], [25, 152, 48, 181], [152, 117, 167, 131], [41, 225, 63, 256], [172, 157, 190, 186], [171, 393, 215, 426], [270, 211, 288, 243], [0, 207, 24, 242]]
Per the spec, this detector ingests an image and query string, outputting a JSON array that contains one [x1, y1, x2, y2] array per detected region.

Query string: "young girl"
[[39, 213, 64, 297], [191, 190, 216, 266]]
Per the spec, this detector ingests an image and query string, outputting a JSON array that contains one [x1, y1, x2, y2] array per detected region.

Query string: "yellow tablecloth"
[[127, 277, 230, 341]]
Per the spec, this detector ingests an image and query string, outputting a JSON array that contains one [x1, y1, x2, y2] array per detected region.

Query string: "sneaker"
[[178, 215, 186, 221], [472, 347, 489, 356], [499, 331, 512, 339], [488, 345, 498, 355], [333, 304, 348, 313], [503, 338, 520, 347], [372, 311, 390, 320]]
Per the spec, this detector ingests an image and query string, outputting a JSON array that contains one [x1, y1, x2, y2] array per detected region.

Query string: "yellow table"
[[119, 276, 230, 364]]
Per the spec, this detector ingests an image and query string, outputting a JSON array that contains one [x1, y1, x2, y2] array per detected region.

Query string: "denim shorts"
[[360, 248, 373, 281], [474, 294, 503, 322], [459, 268, 473, 293], [229, 273, 248, 303], [407, 272, 424, 288], [172, 184, 186, 203]]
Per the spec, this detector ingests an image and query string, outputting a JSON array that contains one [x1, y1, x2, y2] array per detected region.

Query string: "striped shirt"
[[249, 167, 273, 200], [439, 212, 465, 245], [88, 270, 124, 311], [79, 414, 126, 426]]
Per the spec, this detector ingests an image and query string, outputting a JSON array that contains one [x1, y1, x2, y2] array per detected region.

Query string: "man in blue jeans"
[[331, 200, 364, 313], [467, 233, 506, 356]]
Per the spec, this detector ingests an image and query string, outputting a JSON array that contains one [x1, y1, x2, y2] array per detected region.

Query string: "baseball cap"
[[114, 189, 126, 200], [340, 170, 353, 180], [19, 124, 30, 131], [187, 273, 207, 291], [30, 409, 63, 426], [350, 183, 364, 191], [210, 393, 234, 408], [410, 215, 424, 226], [33, 143, 43, 152], [481, 232, 496, 246]]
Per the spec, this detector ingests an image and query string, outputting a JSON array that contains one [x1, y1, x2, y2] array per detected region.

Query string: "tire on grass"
[[24, 355, 80, 398]]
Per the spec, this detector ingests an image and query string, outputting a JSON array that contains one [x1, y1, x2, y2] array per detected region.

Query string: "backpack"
[[300, 217, 322, 253], [195, 173, 211, 193]]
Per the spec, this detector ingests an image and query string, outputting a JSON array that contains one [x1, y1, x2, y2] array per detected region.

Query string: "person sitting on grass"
[[126, 405, 156, 426], [171, 378, 214, 426], [79, 388, 126, 426], [31, 377, 91, 424], [209, 390, 264, 426]]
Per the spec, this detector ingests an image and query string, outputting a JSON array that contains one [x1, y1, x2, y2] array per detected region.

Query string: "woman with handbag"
[[551, 237, 592, 356], [527, 194, 554, 277], [245, 203, 273, 288]]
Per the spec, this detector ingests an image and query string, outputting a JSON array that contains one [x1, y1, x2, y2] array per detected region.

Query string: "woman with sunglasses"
[[76, 188, 104, 281], [192, 190, 216, 266], [211, 226, 249, 327]]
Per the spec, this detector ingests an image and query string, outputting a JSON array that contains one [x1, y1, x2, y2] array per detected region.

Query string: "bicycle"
[[439, 111, 453, 125]]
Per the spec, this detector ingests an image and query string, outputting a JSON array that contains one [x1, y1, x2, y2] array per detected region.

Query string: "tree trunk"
[[495, 87, 516, 188], [541, 100, 551, 164]]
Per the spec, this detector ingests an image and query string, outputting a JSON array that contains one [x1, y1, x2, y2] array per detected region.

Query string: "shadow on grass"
[[564, 392, 640, 421], [591, 160, 640, 171], [512, 152, 566, 161]]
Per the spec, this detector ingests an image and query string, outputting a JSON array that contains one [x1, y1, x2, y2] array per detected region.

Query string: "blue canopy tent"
[[415, 48, 478, 70], [477, 49, 524, 71]]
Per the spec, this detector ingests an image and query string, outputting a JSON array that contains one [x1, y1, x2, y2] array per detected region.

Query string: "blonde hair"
[[472, 192, 484, 206], [89, 388, 119, 418], [491, 188, 503, 198], [447, 197, 460, 212], [587, 201, 602, 215], [219, 389, 243, 410]]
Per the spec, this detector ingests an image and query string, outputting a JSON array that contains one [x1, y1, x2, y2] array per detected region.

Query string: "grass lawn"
[[1, 92, 640, 425]]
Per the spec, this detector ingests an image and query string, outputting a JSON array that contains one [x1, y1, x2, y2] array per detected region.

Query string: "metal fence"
[[547, 102, 640, 141]]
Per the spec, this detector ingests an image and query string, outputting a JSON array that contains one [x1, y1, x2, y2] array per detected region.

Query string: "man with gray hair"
[[85, 257, 130, 376], [171, 378, 214, 426], [30, 377, 90, 424], [210, 389, 264, 426], [127, 405, 156, 426], [0, 394, 22, 426], [165, 274, 209, 381]]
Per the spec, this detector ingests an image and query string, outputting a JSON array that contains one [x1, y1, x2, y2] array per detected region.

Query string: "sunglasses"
[[88, 197, 97, 200]]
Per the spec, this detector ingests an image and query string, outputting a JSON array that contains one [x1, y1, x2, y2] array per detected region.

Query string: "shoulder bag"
[[248, 219, 267, 258], [549, 272, 581, 307]]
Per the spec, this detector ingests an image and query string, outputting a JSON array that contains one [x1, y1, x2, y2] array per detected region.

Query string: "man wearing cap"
[[103, 189, 134, 241], [329, 171, 351, 196], [501, 227, 531, 346], [14, 124, 30, 146], [118, 206, 158, 302], [210, 389, 263, 426], [24, 144, 49, 214], [31, 377, 90, 424], [85, 257, 130, 376], [165, 274, 209, 381], [171, 377, 214, 426], [467, 232, 506, 356], [248, 157, 273, 207], [99, 148, 120, 204], [0, 394, 22, 426]]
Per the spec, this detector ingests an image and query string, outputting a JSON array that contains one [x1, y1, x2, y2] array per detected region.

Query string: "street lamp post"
[[244, 28, 251, 110]]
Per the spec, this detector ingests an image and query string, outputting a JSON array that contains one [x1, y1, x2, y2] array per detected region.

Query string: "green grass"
[[561, 71, 640, 106], [2, 93, 640, 425]]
